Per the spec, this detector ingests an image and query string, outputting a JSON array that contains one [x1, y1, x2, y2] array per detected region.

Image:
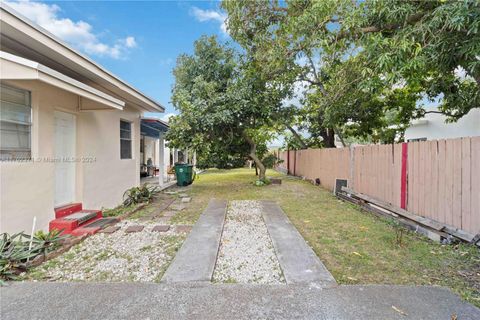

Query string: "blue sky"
[[5, 0, 230, 121]]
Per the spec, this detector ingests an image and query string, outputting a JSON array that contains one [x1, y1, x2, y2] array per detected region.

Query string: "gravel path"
[[29, 220, 185, 282], [213, 200, 285, 284]]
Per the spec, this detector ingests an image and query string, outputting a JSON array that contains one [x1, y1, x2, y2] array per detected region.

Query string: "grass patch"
[[181, 168, 480, 307]]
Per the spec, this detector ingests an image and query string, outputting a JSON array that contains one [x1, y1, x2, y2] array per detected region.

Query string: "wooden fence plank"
[[438, 140, 447, 225], [470, 137, 480, 234], [430, 141, 439, 223], [445, 139, 454, 226], [461, 138, 471, 232], [452, 139, 463, 229]]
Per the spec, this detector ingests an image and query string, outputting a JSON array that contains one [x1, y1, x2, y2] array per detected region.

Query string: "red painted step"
[[49, 207, 102, 235], [54, 203, 82, 219]]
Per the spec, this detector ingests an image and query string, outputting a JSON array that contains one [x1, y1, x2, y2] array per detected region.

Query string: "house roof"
[[141, 118, 169, 138], [0, 51, 125, 110], [0, 2, 164, 113]]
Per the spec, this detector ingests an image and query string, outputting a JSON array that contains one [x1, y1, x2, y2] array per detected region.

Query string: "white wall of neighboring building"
[[405, 108, 480, 141]]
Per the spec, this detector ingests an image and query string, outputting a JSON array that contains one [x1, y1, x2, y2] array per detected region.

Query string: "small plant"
[[32, 229, 69, 255], [122, 185, 159, 207], [387, 218, 405, 247], [0, 232, 40, 283], [253, 178, 271, 186], [0, 230, 70, 284]]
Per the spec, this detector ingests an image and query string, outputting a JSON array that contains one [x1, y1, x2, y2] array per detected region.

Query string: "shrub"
[[0, 230, 69, 284], [122, 185, 159, 207]]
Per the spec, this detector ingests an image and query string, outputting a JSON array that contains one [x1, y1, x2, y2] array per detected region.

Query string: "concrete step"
[[49, 209, 102, 235], [54, 203, 82, 219]]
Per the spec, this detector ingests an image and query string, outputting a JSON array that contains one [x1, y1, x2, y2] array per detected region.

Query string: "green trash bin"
[[175, 163, 194, 186]]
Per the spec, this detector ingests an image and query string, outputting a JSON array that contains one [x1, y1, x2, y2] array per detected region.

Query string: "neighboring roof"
[[0, 2, 164, 113], [141, 118, 169, 138], [0, 51, 125, 110]]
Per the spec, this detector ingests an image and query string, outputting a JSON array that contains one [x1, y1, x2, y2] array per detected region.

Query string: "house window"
[[0, 84, 32, 161], [120, 120, 132, 159]]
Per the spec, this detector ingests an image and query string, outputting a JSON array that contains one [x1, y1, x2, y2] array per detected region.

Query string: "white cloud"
[[190, 7, 227, 34], [124, 36, 137, 48], [5, 0, 137, 59]]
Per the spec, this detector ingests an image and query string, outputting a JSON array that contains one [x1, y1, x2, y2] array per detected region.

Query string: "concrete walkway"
[[2, 282, 479, 319], [261, 200, 336, 287], [161, 199, 227, 282]]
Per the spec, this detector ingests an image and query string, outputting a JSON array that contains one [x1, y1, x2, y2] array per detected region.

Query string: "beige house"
[[0, 4, 165, 234]]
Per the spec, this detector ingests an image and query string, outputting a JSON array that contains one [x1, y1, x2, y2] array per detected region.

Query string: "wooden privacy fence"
[[277, 137, 480, 235]]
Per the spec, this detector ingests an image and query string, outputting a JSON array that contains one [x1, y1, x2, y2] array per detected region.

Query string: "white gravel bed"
[[30, 220, 185, 282], [213, 200, 285, 284]]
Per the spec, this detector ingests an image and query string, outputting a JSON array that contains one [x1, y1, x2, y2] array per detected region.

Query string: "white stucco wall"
[[405, 108, 480, 141], [0, 80, 141, 234]]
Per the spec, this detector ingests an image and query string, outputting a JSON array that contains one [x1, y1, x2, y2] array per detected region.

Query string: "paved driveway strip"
[[261, 200, 337, 287], [161, 199, 227, 282], [2, 282, 479, 320]]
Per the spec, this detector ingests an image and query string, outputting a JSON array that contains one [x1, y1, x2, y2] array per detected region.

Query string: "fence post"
[[287, 149, 290, 175], [400, 142, 408, 209], [293, 150, 297, 176]]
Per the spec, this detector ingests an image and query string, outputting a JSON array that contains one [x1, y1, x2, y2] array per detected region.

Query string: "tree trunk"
[[243, 132, 267, 181], [320, 128, 336, 148], [333, 126, 347, 147]]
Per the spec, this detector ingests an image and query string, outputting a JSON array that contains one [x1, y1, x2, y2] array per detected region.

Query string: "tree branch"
[[286, 125, 308, 149], [335, 12, 427, 41]]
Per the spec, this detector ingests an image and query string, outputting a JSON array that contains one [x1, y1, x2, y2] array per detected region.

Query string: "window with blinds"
[[120, 120, 132, 159], [0, 84, 32, 161]]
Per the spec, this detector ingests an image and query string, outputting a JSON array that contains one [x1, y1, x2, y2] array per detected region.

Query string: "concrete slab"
[[1, 283, 478, 320], [170, 204, 186, 211], [181, 197, 191, 203], [161, 199, 227, 283], [125, 225, 144, 233], [261, 200, 337, 287], [98, 226, 120, 234], [152, 225, 170, 232]]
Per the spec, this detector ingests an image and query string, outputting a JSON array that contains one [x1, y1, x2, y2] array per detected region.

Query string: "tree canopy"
[[166, 36, 286, 180], [167, 1, 479, 177], [223, 0, 480, 146]]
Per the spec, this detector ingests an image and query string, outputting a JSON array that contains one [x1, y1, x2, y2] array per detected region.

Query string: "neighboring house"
[[405, 107, 480, 142], [0, 4, 165, 235], [140, 117, 169, 183], [140, 117, 196, 185]]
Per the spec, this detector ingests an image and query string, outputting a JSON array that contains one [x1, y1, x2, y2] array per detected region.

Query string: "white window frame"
[[0, 84, 32, 161], [120, 119, 132, 159]]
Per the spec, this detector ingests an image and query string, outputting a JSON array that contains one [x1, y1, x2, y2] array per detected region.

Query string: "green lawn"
[[178, 168, 480, 307]]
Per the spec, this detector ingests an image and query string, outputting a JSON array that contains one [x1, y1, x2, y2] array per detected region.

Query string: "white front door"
[[54, 111, 76, 206]]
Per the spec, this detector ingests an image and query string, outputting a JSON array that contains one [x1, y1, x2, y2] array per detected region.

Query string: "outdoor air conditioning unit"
[[334, 178, 348, 195]]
